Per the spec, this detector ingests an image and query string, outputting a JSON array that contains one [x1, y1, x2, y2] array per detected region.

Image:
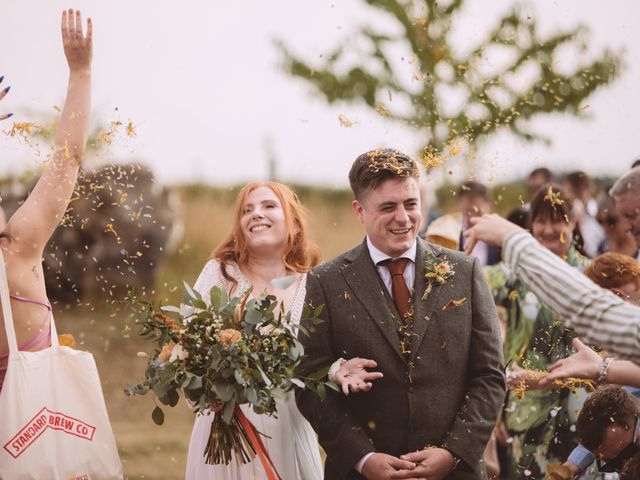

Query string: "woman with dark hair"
[[484, 185, 595, 479], [595, 193, 638, 258], [0, 9, 92, 390]]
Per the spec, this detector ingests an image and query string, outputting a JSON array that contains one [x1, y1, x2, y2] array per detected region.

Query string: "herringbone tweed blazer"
[[296, 238, 505, 480]]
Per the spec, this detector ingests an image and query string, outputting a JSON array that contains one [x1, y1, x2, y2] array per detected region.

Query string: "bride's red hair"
[[212, 182, 320, 290]]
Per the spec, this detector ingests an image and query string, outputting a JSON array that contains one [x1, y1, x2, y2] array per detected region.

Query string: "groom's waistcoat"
[[297, 238, 505, 480]]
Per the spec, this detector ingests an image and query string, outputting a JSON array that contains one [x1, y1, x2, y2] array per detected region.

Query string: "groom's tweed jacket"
[[296, 238, 505, 480]]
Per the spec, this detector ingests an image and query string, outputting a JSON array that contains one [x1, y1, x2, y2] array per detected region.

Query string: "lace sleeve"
[[289, 273, 307, 325]]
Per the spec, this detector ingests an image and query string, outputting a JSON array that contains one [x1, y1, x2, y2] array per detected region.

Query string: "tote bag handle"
[[0, 247, 59, 355]]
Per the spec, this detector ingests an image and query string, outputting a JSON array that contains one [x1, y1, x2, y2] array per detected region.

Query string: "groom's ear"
[[352, 199, 366, 223]]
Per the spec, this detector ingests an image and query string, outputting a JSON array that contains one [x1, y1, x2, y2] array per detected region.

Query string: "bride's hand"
[[0, 76, 12, 121], [334, 358, 383, 396]]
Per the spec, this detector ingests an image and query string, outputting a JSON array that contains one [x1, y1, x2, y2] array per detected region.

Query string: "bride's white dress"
[[185, 260, 324, 480]]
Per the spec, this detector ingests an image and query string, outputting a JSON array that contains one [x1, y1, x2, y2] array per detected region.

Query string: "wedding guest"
[[535, 252, 640, 478], [563, 171, 605, 258], [463, 214, 640, 363], [576, 386, 640, 476], [484, 184, 593, 479], [426, 181, 500, 266], [595, 193, 638, 258], [503, 167, 554, 233], [526, 168, 553, 206], [0, 9, 92, 389], [610, 167, 640, 261]]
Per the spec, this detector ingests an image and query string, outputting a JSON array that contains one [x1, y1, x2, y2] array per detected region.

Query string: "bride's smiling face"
[[240, 186, 288, 254]]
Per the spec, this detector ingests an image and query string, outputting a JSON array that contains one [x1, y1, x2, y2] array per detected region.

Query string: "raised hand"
[[0, 76, 12, 121], [540, 338, 601, 386], [5, 9, 93, 261], [335, 358, 384, 395], [61, 8, 92, 73]]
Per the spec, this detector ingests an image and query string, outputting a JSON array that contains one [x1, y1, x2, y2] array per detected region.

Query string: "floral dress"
[[484, 247, 597, 480]]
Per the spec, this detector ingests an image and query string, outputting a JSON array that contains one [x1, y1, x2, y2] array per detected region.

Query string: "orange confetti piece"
[[376, 103, 390, 117], [338, 114, 353, 127], [58, 333, 76, 348]]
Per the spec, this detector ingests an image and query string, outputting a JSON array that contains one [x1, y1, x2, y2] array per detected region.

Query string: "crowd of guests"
[[430, 163, 640, 479]]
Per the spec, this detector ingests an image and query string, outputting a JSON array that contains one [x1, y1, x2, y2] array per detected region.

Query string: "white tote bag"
[[0, 249, 123, 479]]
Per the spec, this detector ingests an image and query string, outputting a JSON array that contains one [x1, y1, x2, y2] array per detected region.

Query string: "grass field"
[[54, 184, 366, 479]]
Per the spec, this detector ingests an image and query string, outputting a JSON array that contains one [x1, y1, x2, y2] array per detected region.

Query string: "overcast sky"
[[2, 0, 639, 187]]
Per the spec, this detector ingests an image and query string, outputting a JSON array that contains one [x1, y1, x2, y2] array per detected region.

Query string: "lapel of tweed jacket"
[[341, 239, 405, 362], [410, 238, 445, 363]]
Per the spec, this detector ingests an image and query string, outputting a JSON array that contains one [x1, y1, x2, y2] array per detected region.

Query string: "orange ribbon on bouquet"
[[234, 406, 283, 480]]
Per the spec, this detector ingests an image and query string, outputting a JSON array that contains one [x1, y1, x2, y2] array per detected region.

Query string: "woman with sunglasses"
[[596, 193, 638, 258]]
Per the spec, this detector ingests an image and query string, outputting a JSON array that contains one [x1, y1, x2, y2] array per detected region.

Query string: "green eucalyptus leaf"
[[244, 306, 262, 325], [317, 383, 326, 401], [247, 387, 259, 406], [325, 381, 340, 392], [160, 305, 181, 314], [210, 287, 223, 310], [191, 299, 208, 310], [189, 375, 203, 390], [183, 281, 202, 302], [213, 383, 235, 401], [222, 397, 236, 424], [152, 406, 165, 426]]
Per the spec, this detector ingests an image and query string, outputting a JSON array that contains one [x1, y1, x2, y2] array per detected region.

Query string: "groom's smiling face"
[[353, 177, 422, 257]]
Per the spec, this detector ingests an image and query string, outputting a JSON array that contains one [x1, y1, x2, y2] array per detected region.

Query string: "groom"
[[297, 149, 505, 480]]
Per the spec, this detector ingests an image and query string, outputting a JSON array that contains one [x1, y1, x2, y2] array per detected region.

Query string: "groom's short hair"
[[349, 148, 419, 200]]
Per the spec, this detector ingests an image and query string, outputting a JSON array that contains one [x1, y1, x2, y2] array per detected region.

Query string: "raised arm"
[[465, 214, 640, 363], [6, 9, 92, 259]]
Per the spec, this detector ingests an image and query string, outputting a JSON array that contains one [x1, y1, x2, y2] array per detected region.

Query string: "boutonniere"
[[422, 257, 455, 300]]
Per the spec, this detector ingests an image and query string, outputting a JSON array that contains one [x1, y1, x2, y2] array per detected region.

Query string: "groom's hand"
[[361, 453, 416, 480], [390, 448, 455, 480]]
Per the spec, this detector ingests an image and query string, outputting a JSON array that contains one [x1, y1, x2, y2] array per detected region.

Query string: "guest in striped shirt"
[[464, 213, 640, 364]]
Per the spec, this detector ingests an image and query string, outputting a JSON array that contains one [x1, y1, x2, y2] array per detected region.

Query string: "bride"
[[185, 181, 383, 479], [185, 181, 323, 479]]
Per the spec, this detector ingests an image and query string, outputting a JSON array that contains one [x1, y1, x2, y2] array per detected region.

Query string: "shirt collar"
[[366, 236, 417, 265]]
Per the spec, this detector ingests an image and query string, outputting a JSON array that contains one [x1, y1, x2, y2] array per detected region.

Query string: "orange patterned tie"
[[381, 258, 411, 322]]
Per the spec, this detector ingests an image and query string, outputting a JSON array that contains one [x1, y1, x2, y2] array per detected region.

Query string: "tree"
[[277, 0, 622, 167]]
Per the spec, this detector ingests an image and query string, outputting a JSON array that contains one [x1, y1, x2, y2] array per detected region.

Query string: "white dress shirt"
[[354, 237, 417, 474], [366, 237, 417, 293]]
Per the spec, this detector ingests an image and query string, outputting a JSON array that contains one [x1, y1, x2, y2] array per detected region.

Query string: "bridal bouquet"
[[126, 281, 334, 467]]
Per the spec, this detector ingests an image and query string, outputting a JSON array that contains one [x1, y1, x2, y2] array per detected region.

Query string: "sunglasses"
[[597, 216, 619, 227]]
